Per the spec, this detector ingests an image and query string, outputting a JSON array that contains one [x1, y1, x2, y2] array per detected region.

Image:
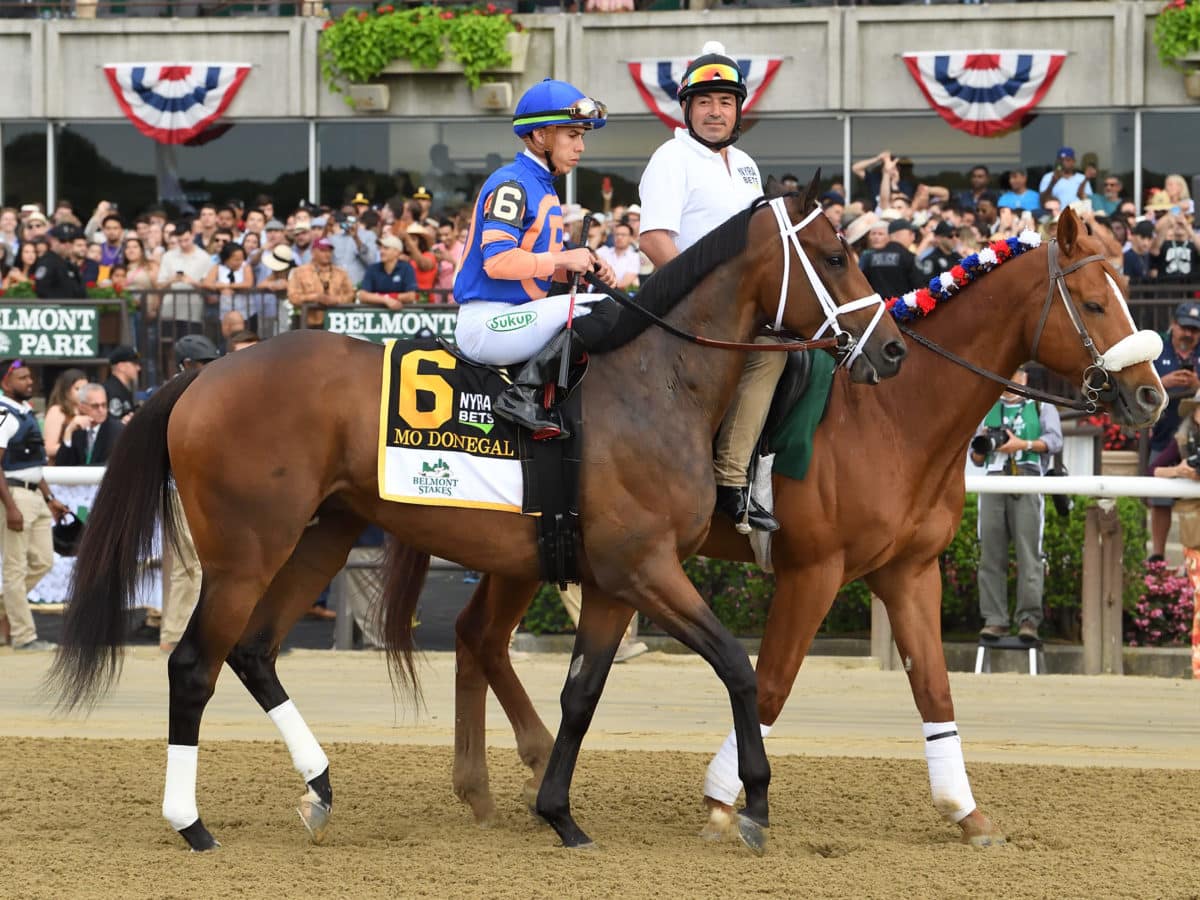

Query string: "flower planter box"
[[347, 84, 390, 112], [1101, 449, 1141, 477], [379, 30, 529, 77]]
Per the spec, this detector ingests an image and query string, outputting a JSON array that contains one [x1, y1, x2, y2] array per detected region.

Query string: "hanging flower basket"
[[1154, 0, 1200, 96], [320, 3, 526, 106]]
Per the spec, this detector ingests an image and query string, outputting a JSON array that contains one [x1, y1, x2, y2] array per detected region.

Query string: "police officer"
[[638, 41, 778, 532], [454, 78, 618, 438], [0, 359, 68, 651], [159, 333, 221, 653], [103, 345, 141, 422], [917, 220, 962, 279], [33, 224, 87, 300]]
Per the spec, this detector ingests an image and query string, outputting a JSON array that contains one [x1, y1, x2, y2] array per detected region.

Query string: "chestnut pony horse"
[[49, 182, 908, 855], [447, 210, 1166, 845]]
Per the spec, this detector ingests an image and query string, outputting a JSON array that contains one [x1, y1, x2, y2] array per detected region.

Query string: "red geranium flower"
[[357, 10, 368, 21], [322, 18, 334, 28], [440, 9, 454, 18], [486, 2, 497, 11], [377, 3, 393, 11]]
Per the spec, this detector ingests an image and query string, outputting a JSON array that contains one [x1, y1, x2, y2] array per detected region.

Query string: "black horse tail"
[[375, 538, 430, 705], [47, 370, 201, 711]]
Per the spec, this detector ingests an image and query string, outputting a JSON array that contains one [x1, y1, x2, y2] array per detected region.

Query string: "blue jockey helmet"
[[512, 79, 607, 137]]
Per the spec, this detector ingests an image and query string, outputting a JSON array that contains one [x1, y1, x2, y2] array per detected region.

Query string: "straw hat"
[[843, 212, 880, 246], [1180, 388, 1200, 419], [1145, 189, 1175, 212]]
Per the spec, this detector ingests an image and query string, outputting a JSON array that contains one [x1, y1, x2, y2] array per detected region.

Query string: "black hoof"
[[736, 812, 768, 856], [542, 810, 593, 849], [179, 818, 220, 852]]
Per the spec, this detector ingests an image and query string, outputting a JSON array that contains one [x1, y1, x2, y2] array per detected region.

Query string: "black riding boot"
[[493, 330, 575, 440], [715, 485, 780, 534]]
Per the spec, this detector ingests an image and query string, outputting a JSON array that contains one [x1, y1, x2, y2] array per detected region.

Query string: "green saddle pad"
[[768, 350, 836, 481]]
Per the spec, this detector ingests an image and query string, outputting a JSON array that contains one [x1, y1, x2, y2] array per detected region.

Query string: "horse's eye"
[[1083, 301, 1104, 314], [826, 255, 845, 268]]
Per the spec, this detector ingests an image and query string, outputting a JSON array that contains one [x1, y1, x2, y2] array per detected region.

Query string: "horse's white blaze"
[[163, 743, 200, 830], [1105, 273, 1138, 331], [268, 700, 329, 781]]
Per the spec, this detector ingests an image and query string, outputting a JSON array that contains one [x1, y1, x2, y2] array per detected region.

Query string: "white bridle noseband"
[[767, 196, 886, 367]]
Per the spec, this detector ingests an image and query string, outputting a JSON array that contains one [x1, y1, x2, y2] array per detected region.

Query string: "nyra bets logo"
[[412, 457, 458, 496], [487, 310, 537, 333], [458, 392, 495, 434]]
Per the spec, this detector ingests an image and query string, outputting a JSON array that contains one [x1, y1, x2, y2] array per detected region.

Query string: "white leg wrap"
[[163, 744, 200, 831], [268, 700, 329, 782], [703, 724, 773, 806], [923, 721, 975, 823]]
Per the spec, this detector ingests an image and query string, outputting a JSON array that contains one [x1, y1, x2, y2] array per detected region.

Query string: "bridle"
[[586, 194, 883, 361], [765, 195, 886, 367], [899, 239, 1158, 413]]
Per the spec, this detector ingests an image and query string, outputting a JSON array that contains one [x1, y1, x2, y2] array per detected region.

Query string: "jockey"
[[639, 41, 783, 532], [454, 78, 619, 438]]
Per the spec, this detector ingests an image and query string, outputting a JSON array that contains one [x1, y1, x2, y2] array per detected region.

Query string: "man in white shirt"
[[638, 41, 781, 532], [1038, 146, 1092, 212], [156, 222, 215, 332], [596, 220, 641, 290]]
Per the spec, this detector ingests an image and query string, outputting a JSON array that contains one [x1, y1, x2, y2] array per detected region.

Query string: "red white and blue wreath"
[[885, 230, 1042, 321]]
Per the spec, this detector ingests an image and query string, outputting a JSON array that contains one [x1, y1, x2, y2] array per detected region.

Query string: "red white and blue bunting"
[[887, 231, 1042, 321], [102, 63, 251, 145], [627, 57, 782, 130], [901, 51, 1066, 138]]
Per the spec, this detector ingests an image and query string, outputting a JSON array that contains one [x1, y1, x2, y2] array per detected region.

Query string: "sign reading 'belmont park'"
[[323, 306, 458, 345], [0, 305, 100, 357]]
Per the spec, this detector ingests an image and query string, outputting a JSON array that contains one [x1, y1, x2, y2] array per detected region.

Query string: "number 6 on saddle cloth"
[[378, 337, 585, 588]]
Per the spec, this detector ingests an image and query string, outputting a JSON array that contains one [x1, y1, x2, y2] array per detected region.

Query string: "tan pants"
[[1, 487, 53, 647], [346, 546, 384, 649], [713, 337, 788, 487], [161, 493, 201, 646], [557, 583, 637, 643]]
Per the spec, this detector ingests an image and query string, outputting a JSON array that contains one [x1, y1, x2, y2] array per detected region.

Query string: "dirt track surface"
[[4, 650, 1200, 898]]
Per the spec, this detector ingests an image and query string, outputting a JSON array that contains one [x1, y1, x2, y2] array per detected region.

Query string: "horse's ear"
[[764, 175, 784, 199], [1057, 207, 1080, 256], [800, 169, 823, 210]]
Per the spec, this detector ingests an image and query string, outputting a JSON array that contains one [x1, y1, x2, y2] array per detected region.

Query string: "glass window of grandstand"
[[57, 121, 309, 221], [849, 111, 1134, 212], [576, 115, 845, 211], [317, 120, 518, 218], [2, 122, 46, 211], [1141, 111, 1200, 215]]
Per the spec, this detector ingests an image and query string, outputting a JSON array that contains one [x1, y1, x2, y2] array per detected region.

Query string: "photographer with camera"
[[970, 366, 1063, 643], [323, 209, 379, 287]]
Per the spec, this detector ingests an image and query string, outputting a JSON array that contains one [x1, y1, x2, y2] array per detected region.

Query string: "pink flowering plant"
[[1126, 559, 1195, 646]]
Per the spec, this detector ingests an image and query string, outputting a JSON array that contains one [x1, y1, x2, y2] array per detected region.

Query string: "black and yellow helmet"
[[677, 42, 747, 150]]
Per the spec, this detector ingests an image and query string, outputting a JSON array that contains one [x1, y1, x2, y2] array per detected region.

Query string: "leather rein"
[[897, 240, 1110, 414]]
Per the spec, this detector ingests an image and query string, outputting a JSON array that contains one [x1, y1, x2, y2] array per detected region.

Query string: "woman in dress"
[[43, 367, 88, 463]]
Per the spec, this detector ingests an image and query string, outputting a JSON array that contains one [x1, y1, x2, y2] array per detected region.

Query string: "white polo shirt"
[[596, 244, 641, 286], [638, 128, 763, 253]]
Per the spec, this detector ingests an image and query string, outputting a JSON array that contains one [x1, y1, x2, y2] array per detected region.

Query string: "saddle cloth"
[[378, 338, 524, 512]]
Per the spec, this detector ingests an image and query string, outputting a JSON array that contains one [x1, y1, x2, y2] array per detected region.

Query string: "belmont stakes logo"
[[412, 458, 458, 497]]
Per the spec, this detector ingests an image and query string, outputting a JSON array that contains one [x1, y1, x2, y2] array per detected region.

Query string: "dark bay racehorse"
[[49, 181, 908, 855], [446, 210, 1165, 845]]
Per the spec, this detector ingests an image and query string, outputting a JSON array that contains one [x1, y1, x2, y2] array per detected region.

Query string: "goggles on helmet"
[[681, 62, 744, 91], [512, 97, 608, 131]]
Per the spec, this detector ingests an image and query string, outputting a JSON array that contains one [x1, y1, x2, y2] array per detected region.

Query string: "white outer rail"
[[965, 474, 1200, 499]]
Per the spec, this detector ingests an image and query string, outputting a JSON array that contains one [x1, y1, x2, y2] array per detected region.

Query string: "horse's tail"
[[376, 538, 430, 704], [47, 370, 201, 711]]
